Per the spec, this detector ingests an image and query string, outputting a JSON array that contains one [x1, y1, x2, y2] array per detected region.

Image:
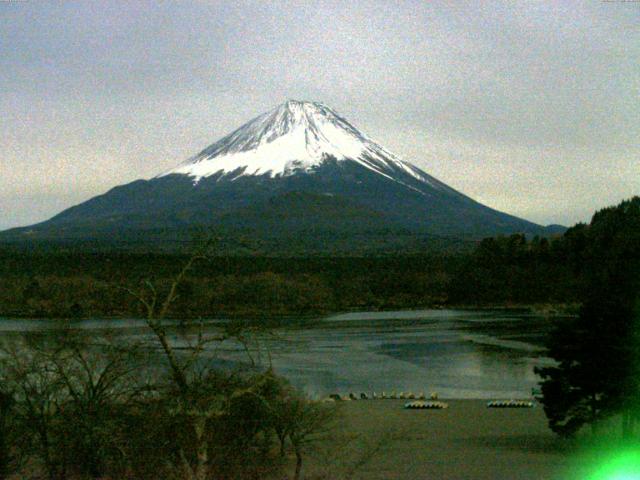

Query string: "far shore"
[[0, 303, 579, 322]]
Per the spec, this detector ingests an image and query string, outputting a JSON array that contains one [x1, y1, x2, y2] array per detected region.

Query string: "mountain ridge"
[[1, 100, 563, 252]]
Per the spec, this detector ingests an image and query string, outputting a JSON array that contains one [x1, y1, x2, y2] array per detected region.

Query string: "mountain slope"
[[1, 100, 559, 251]]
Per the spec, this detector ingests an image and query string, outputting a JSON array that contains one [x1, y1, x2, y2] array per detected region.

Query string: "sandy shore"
[[303, 399, 575, 480]]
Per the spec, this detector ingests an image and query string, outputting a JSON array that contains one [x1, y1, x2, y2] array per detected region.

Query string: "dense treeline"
[[536, 196, 640, 438], [0, 255, 460, 319], [0, 237, 585, 319], [448, 229, 586, 305], [6, 199, 640, 319]]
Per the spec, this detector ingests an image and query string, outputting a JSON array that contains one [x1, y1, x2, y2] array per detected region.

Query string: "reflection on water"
[[0, 309, 557, 399], [205, 309, 555, 399]]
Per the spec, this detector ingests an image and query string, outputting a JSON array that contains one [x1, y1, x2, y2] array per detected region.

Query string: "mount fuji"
[[2, 100, 560, 252]]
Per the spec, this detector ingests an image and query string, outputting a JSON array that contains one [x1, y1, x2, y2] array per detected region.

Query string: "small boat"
[[404, 401, 449, 410], [486, 400, 534, 408]]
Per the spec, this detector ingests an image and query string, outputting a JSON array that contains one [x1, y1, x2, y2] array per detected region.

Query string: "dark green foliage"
[[535, 196, 640, 437], [0, 254, 458, 319], [534, 302, 620, 436], [447, 233, 580, 305], [0, 234, 600, 319]]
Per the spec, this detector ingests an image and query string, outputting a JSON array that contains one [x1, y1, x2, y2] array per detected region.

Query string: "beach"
[[304, 399, 574, 480]]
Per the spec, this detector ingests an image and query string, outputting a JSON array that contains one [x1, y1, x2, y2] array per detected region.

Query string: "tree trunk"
[[194, 416, 209, 480], [294, 449, 302, 480], [179, 447, 195, 480], [277, 432, 286, 457], [149, 323, 189, 392]]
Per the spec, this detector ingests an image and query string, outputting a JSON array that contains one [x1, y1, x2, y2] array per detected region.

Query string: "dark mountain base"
[[1, 162, 562, 253]]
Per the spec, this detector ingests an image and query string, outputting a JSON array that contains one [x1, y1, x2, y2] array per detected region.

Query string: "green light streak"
[[588, 449, 640, 480]]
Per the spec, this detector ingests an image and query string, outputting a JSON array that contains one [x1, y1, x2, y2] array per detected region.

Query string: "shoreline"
[[0, 303, 578, 322]]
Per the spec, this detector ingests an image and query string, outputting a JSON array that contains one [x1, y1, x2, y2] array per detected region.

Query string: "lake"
[[0, 309, 557, 399]]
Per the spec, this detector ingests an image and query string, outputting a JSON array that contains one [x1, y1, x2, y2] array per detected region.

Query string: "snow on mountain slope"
[[160, 100, 444, 192]]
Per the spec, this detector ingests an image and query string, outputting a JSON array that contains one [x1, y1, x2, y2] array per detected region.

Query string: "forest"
[[0, 222, 593, 320], [0, 239, 581, 320]]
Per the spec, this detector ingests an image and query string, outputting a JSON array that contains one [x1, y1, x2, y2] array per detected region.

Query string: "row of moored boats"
[[324, 392, 535, 410], [327, 391, 439, 401]]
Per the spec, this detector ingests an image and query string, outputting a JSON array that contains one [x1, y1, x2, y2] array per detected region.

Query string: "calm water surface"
[[0, 309, 555, 399]]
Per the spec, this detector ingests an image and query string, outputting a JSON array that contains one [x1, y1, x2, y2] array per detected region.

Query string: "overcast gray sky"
[[1, 1, 638, 230]]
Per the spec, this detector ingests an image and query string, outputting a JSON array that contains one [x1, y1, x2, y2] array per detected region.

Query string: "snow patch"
[[158, 100, 442, 194]]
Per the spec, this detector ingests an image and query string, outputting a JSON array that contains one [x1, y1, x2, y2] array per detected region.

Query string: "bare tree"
[[0, 330, 144, 479], [265, 378, 338, 480], [121, 239, 341, 480], [0, 335, 68, 480], [122, 239, 255, 480], [52, 334, 143, 478], [288, 399, 336, 480]]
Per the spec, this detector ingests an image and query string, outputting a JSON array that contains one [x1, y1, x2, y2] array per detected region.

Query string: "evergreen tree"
[[536, 197, 640, 437]]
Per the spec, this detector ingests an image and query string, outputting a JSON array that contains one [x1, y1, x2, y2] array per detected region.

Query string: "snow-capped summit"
[[161, 100, 433, 188]]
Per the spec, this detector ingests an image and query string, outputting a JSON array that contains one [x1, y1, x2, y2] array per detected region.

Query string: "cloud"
[[0, 1, 638, 229]]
